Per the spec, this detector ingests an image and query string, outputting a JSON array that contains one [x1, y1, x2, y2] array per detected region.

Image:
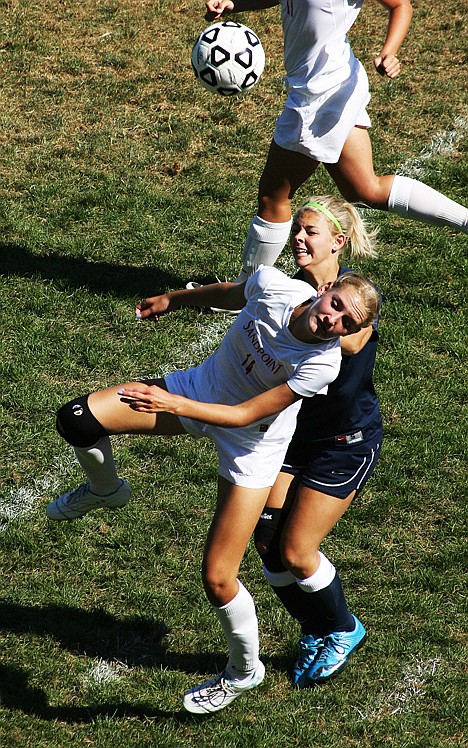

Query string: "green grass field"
[[0, 1, 466, 746]]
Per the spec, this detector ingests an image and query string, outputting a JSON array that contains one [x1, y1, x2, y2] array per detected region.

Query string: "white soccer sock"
[[73, 437, 122, 495], [295, 551, 336, 593], [213, 580, 260, 679], [388, 175, 468, 233], [263, 567, 296, 587], [240, 215, 292, 276]]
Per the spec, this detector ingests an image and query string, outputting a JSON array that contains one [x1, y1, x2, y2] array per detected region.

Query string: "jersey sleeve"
[[287, 347, 341, 398], [245, 265, 312, 303]]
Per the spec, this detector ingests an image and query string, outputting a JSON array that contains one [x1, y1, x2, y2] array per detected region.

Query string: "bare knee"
[[202, 564, 238, 607], [338, 176, 392, 210], [257, 193, 292, 223], [281, 544, 321, 580]]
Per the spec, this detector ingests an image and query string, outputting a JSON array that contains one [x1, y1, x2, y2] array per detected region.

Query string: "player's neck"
[[302, 260, 340, 291]]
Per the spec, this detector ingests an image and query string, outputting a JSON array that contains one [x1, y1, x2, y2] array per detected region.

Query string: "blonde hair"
[[332, 272, 381, 327], [295, 195, 378, 259]]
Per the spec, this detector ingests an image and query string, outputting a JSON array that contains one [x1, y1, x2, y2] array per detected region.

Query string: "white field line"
[[356, 656, 440, 721], [0, 454, 71, 532], [0, 436, 128, 532], [141, 315, 232, 379], [396, 116, 468, 178], [2, 320, 229, 531], [81, 658, 128, 688]]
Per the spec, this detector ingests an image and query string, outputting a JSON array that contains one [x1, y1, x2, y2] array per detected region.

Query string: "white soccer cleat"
[[185, 279, 242, 315], [209, 305, 241, 315], [46, 480, 131, 521], [183, 662, 265, 714]]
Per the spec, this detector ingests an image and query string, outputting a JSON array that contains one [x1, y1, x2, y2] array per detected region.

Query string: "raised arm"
[[136, 280, 247, 320], [374, 0, 413, 78], [118, 381, 301, 427], [205, 0, 278, 22]]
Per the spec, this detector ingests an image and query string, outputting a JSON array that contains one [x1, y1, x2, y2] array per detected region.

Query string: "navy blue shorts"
[[281, 433, 382, 500]]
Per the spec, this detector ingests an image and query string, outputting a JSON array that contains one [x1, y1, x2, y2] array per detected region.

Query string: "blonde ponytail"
[[296, 195, 378, 259]]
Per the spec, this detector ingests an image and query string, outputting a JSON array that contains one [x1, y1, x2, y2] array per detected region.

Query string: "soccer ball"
[[191, 21, 265, 96]]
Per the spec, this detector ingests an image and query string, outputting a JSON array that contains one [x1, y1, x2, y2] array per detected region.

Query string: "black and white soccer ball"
[[191, 21, 265, 96]]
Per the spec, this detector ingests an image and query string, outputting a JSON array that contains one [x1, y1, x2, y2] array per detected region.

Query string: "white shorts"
[[274, 61, 371, 163], [164, 369, 298, 489]]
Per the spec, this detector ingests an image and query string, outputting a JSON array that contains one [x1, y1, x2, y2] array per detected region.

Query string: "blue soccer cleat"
[[291, 634, 324, 686], [306, 615, 367, 683]]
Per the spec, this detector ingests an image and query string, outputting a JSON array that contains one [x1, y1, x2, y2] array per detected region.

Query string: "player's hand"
[[205, 0, 234, 21], [135, 294, 172, 321], [117, 383, 177, 413], [374, 54, 401, 78]]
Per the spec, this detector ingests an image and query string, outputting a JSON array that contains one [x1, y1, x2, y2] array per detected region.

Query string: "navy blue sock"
[[269, 582, 327, 637], [301, 574, 355, 635]]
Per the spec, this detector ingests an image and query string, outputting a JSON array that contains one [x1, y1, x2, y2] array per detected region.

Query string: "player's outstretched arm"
[[118, 382, 301, 427], [205, 0, 278, 22], [136, 281, 246, 320], [374, 0, 413, 78]]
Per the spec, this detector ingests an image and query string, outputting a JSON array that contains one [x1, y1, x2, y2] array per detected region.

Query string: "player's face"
[[290, 211, 339, 269], [294, 286, 367, 342]]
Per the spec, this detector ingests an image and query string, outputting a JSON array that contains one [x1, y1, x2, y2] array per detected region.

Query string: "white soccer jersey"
[[273, 0, 370, 161], [164, 267, 342, 487], [281, 0, 364, 94], [181, 265, 340, 406]]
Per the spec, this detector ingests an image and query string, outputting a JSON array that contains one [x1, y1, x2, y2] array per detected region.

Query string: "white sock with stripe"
[[388, 175, 468, 233], [238, 215, 292, 279]]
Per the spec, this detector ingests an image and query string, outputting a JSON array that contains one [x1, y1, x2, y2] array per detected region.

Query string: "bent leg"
[[328, 126, 468, 231], [48, 379, 187, 520], [62, 378, 186, 492], [284, 488, 368, 684], [88, 379, 187, 437], [281, 484, 354, 579], [183, 476, 269, 712], [254, 472, 323, 631], [325, 126, 394, 209], [258, 139, 320, 221], [240, 141, 319, 277], [257, 475, 356, 636], [202, 476, 270, 678], [203, 476, 270, 606]]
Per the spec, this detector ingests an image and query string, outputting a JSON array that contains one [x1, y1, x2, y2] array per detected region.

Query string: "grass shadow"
[[0, 242, 186, 298], [0, 600, 169, 666], [0, 602, 298, 724], [0, 663, 195, 723], [0, 599, 242, 674]]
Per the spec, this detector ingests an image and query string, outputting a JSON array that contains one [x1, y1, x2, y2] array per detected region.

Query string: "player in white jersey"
[[46, 267, 380, 714], [203, 0, 468, 282]]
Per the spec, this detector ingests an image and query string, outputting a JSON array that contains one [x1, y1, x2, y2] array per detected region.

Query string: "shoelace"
[[63, 483, 92, 507], [315, 633, 347, 662], [193, 674, 236, 704], [297, 638, 323, 665]]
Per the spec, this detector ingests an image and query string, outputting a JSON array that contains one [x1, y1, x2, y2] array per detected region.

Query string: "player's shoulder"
[[247, 265, 311, 299]]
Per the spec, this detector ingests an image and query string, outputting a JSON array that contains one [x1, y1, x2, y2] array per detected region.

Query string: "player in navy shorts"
[[254, 195, 382, 686], [47, 256, 380, 713]]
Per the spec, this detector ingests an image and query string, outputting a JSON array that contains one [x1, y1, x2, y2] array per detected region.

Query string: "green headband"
[[303, 201, 343, 234]]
